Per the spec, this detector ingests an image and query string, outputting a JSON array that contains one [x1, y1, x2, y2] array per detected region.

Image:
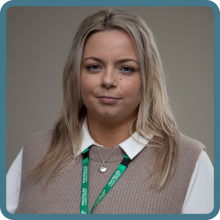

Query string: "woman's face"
[[80, 30, 142, 123]]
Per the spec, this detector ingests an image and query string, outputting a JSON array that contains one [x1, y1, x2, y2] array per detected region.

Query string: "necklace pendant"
[[99, 165, 107, 173]]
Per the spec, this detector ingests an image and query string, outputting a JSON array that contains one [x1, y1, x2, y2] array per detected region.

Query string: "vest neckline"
[[88, 145, 126, 163]]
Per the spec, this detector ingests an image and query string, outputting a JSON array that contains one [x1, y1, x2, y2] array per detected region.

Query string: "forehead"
[[83, 30, 138, 60]]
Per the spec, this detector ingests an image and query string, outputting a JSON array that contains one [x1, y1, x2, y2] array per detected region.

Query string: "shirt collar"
[[80, 116, 152, 160]]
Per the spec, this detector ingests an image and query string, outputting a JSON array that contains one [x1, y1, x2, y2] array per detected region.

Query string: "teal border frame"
[[0, 0, 219, 219]]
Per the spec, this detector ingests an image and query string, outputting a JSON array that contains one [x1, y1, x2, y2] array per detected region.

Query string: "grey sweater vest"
[[15, 130, 205, 214]]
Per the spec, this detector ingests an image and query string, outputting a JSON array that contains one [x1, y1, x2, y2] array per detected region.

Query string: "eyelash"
[[86, 65, 135, 73], [86, 65, 101, 71], [121, 66, 135, 73]]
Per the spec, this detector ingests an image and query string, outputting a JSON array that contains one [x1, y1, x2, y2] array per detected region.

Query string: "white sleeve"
[[6, 147, 23, 214], [182, 150, 214, 214]]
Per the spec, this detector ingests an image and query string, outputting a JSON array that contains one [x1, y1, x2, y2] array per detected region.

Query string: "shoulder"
[[24, 129, 53, 148], [174, 133, 207, 179], [177, 133, 206, 154], [22, 129, 53, 166]]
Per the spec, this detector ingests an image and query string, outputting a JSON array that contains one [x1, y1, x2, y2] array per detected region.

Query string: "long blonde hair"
[[27, 9, 179, 190]]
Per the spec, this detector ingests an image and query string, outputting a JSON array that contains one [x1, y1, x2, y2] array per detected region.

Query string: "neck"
[[87, 113, 137, 148]]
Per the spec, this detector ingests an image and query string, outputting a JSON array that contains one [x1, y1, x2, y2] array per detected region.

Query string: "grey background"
[[6, 6, 214, 172]]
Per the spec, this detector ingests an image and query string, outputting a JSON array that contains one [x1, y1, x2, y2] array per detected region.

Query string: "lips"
[[98, 96, 120, 99], [97, 96, 121, 104]]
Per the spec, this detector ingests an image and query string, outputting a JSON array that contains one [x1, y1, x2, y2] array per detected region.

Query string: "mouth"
[[98, 96, 121, 99], [97, 96, 122, 104]]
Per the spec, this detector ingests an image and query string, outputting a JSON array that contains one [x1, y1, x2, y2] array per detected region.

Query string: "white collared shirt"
[[6, 117, 214, 214]]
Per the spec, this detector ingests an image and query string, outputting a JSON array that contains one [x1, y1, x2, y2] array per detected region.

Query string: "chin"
[[94, 111, 119, 120]]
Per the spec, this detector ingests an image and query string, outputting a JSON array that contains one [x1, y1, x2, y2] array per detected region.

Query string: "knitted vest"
[[15, 130, 205, 214]]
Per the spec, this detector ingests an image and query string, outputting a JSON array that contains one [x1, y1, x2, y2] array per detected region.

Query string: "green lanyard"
[[80, 148, 131, 214]]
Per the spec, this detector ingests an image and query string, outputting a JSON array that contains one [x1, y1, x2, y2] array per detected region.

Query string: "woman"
[[7, 9, 213, 214]]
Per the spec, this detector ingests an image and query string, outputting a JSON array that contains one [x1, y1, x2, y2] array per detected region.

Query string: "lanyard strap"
[[80, 148, 131, 214], [80, 148, 89, 214]]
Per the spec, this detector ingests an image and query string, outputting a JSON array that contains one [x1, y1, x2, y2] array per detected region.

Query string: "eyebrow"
[[82, 56, 139, 65]]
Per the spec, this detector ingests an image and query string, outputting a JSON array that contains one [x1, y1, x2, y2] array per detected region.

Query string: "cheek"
[[80, 74, 98, 99], [80, 75, 90, 100], [123, 78, 142, 101]]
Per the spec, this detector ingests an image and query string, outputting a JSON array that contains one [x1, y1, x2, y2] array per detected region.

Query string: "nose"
[[101, 67, 117, 89]]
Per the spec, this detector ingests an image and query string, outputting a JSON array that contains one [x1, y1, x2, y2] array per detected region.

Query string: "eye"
[[86, 65, 101, 72], [121, 66, 135, 73]]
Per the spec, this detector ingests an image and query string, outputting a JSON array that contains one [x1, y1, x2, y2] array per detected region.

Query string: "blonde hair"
[[27, 9, 179, 190]]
